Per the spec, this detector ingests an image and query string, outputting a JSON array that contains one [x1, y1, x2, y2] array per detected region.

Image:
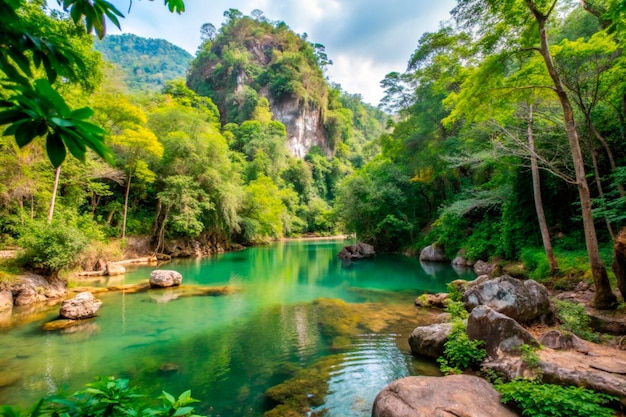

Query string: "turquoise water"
[[0, 239, 474, 416]]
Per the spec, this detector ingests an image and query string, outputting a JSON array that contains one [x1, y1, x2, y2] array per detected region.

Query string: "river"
[[0, 239, 475, 416]]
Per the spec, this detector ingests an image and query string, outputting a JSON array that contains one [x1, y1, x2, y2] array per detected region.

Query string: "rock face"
[[11, 273, 66, 306], [467, 305, 538, 358], [463, 275, 552, 323], [414, 293, 448, 308], [408, 323, 453, 359], [337, 242, 375, 261], [473, 260, 496, 276], [372, 375, 519, 417], [150, 270, 183, 288], [419, 244, 448, 263], [59, 292, 102, 319], [270, 97, 327, 158]]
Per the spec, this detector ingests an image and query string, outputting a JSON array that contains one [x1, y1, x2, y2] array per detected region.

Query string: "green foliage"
[[18, 218, 90, 276], [496, 379, 616, 417], [554, 300, 599, 342], [1, 376, 203, 417], [445, 300, 469, 320], [437, 320, 486, 374], [521, 247, 551, 280]]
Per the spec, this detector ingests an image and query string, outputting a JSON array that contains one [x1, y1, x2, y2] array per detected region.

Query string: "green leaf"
[[0, 108, 24, 126], [161, 391, 176, 405], [46, 132, 67, 168], [71, 106, 94, 120], [172, 406, 194, 416], [14, 120, 41, 147]]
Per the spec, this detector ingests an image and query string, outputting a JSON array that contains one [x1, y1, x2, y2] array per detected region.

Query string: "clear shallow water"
[[0, 239, 475, 416]]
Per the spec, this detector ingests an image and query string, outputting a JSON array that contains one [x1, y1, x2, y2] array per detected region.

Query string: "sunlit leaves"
[[57, 0, 124, 39]]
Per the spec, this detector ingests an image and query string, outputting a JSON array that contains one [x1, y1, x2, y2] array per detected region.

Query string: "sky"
[[91, 0, 457, 105]]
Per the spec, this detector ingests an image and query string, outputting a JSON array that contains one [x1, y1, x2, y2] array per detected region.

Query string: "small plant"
[[446, 281, 464, 302], [554, 300, 599, 342], [438, 320, 486, 374], [496, 379, 616, 417], [445, 300, 468, 320], [520, 344, 540, 369]]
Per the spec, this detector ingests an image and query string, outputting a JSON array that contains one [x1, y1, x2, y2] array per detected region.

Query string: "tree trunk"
[[528, 104, 559, 273], [122, 167, 133, 239], [525, 0, 616, 308], [587, 123, 615, 239], [47, 166, 61, 224], [589, 120, 625, 197], [612, 228, 626, 301]]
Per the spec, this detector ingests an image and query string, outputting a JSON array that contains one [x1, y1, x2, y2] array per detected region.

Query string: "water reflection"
[[0, 240, 474, 416]]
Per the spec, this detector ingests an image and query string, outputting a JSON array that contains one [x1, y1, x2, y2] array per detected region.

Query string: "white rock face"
[[149, 270, 183, 288]]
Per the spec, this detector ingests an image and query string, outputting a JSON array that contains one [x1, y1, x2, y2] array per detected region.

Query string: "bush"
[[554, 300, 599, 342], [496, 379, 615, 417], [18, 219, 89, 277], [437, 320, 486, 374], [520, 247, 550, 281]]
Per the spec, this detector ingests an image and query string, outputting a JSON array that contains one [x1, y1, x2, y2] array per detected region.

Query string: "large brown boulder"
[[408, 323, 452, 359], [106, 262, 126, 276], [149, 270, 183, 288], [371, 374, 519, 417], [59, 291, 102, 319], [0, 290, 13, 311], [12, 273, 66, 306], [337, 242, 375, 261], [463, 275, 553, 324], [467, 305, 538, 358]]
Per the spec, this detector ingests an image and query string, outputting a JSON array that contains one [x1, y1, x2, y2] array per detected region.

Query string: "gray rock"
[[467, 305, 538, 358], [539, 330, 580, 350], [337, 242, 375, 261], [372, 374, 519, 417], [59, 292, 102, 319], [11, 273, 66, 306], [0, 290, 13, 311], [106, 263, 126, 276], [463, 275, 553, 323], [408, 323, 453, 359], [474, 260, 496, 276], [149, 270, 183, 288], [419, 244, 448, 263]]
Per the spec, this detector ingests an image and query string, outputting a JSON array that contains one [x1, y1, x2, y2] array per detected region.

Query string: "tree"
[[452, 0, 618, 308], [0, 0, 185, 168]]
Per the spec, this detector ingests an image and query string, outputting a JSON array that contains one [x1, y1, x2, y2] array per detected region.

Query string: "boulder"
[[419, 244, 448, 263], [463, 275, 553, 324], [12, 273, 66, 306], [452, 250, 473, 267], [0, 290, 13, 311], [372, 374, 519, 417], [414, 293, 448, 308], [473, 260, 496, 276], [337, 242, 375, 261], [538, 330, 580, 350], [106, 263, 126, 276], [59, 291, 102, 319], [149, 270, 183, 288], [467, 305, 538, 358], [408, 323, 453, 359]]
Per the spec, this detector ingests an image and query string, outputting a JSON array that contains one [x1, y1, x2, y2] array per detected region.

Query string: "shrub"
[[554, 300, 599, 342], [496, 379, 616, 417], [18, 220, 89, 277], [437, 320, 486, 374]]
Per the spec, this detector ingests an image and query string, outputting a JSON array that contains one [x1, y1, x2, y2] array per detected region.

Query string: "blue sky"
[[76, 0, 456, 105]]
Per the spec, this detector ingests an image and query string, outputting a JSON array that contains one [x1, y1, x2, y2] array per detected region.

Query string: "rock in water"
[[337, 242, 375, 261], [59, 292, 102, 319], [150, 270, 183, 288], [372, 375, 519, 417], [419, 244, 449, 262], [408, 323, 452, 359]]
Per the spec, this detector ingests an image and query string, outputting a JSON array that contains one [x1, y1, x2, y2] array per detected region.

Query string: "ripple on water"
[[315, 333, 413, 417]]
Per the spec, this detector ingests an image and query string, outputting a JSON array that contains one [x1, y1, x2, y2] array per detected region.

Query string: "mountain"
[[187, 12, 386, 159], [94, 34, 193, 92]]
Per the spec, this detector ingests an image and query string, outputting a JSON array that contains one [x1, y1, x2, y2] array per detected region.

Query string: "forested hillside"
[[94, 34, 193, 92], [0, 5, 385, 277]]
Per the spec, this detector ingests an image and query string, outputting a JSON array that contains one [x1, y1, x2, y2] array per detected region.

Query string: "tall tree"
[[452, 0, 617, 308]]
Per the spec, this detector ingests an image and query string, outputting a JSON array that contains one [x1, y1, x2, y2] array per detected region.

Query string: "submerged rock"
[[59, 291, 102, 319], [372, 375, 519, 417], [149, 270, 183, 288]]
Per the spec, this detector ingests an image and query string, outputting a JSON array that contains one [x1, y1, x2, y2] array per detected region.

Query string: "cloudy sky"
[[96, 0, 457, 105]]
